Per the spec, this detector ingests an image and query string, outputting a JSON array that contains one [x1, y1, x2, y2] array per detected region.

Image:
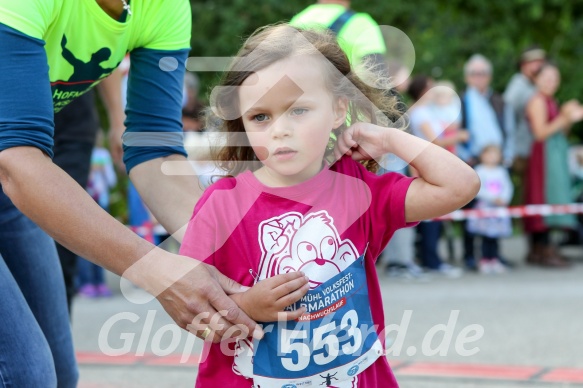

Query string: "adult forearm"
[[0, 146, 153, 277], [0, 147, 260, 339], [129, 154, 202, 240], [535, 115, 569, 141]]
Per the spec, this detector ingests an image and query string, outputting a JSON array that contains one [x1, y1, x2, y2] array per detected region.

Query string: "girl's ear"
[[333, 97, 349, 129]]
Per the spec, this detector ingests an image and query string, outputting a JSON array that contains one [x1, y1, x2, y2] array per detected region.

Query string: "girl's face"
[[238, 56, 347, 187], [481, 146, 502, 167], [536, 66, 560, 97]]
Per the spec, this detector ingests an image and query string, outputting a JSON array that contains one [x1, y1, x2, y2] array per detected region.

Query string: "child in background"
[[408, 76, 467, 276], [179, 25, 479, 388], [433, 81, 464, 155], [77, 135, 116, 297], [467, 144, 514, 274]]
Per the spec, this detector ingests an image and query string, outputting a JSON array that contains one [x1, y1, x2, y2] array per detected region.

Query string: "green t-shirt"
[[0, 0, 191, 112], [290, 4, 386, 66]]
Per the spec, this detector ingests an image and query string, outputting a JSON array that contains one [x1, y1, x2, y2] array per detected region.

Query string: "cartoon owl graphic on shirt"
[[257, 210, 359, 287], [233, 210, 360, 387]]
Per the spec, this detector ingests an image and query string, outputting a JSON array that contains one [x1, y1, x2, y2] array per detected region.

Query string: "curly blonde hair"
[[208, 24, 401, 176]]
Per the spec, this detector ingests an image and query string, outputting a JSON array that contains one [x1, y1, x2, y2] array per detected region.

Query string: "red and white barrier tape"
[[437, 203, 583, 221]]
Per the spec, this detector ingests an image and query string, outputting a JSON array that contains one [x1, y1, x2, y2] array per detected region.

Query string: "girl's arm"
[[500, 169, 514, 205], [336, 124, 480, 222], [419, 122, 469, 148], [526, 95, 571, 141], [230, 272, 309, 322]]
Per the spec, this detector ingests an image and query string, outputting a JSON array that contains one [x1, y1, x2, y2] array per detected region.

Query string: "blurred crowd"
[[382, 46, 583, 278]]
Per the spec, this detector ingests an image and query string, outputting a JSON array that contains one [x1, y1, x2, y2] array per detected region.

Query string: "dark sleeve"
[[122, 48, 189, 173], [0, 23, 54, 157]]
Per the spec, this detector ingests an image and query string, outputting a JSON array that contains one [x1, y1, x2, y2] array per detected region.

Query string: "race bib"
[[253, 256, 383, 388]]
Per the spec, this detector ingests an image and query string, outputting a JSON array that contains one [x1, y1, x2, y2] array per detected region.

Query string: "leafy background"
[[189, 0, 583, 107]]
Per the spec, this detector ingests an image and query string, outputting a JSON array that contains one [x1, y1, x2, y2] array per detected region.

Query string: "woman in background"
[[524, 62, 583, 267]]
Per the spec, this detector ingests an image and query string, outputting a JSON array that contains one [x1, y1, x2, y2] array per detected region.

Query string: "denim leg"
[[0, 254, 57, 387], [0, 191, 78, 388], [76, 257, 93, 286], [418, 221, 443, 269], [462, 221, 476, 260], [77, 257, 105, 285], [482, 237, 499, 258], [92, 263, 105, 284]]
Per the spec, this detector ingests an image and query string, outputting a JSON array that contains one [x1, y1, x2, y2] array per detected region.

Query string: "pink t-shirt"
[[180, 156, 415, 388]]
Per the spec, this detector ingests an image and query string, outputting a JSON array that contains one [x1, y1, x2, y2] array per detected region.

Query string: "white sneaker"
[[489, 258, 507, 274], [385, 263, 429, 281], [478, 258, 493, 274], [433, 263, 463, 278]]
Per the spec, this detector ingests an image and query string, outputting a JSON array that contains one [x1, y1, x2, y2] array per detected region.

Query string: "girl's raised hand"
[[334, 123, 391, 162], [230, 272, 309, 322]]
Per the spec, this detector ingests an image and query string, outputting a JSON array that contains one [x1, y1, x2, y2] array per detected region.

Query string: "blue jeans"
[[418, 221, 444, 270], [0, 189, 78, 387], [77, 257, 105, 285]]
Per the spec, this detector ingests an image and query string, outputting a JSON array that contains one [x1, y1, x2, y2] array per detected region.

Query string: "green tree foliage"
[[190, 0, 583, 124]]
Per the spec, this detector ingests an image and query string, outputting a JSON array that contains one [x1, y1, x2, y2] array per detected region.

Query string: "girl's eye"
[[253, 114, 269, 122], [291, 108, 308, 116]]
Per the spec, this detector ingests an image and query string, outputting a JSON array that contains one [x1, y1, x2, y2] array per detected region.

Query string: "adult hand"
[[560, 100, 580, 122], [569, 103, 583, 124], [108, 125, 125, 172], [457, 130, 470, 143], [145, 254, 263, 343]]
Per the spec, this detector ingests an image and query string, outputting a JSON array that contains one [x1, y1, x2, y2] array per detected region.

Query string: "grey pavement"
[[73, 235, 583, 387]]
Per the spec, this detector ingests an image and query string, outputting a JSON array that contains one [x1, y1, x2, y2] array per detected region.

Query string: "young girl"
[[180, 25, 479, 388], [466, 144, 513, 274]]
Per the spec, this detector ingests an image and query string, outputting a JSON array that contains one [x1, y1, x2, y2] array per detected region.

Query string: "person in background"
[[523, 62, 583, 267], [462, 54, 515, 167], [378, 153, 424, 280], [182, 71, 206, 132], [504, 45, 546, 173], [431, 81, 464, 154], [380, 212, 425, 280], [181, 71, 222, 188], [460, 54, 515, 270], [0, 1, 259, 385], [466, 145, 514, 274], [407, 75, 466, 277], [290, 0, 406, 123], [78, 133, 117, 297], [290, 0, 386, 71]]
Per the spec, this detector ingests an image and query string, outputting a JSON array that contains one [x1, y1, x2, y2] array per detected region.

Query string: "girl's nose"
[[270, 117, 292, 138]]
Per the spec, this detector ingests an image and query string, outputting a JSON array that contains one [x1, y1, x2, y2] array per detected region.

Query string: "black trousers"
[[52, 92, 99, 314], [482, 237, 499, 258]]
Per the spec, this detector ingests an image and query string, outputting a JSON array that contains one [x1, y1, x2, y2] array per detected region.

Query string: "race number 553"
[[280, 309, 362, 371]]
